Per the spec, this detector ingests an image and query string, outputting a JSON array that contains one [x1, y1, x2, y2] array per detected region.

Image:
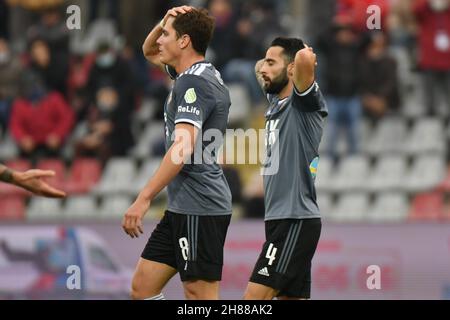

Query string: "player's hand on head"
[[122, 197, 149, 238], [163, 5, 193, 25]]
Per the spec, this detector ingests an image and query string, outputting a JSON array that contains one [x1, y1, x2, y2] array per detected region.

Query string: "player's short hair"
[[173, 8, 215, 56], [270, 37, 305, 64]]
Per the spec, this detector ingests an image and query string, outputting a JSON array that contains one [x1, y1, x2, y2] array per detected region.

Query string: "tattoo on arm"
[[0, 168, 14, 183]]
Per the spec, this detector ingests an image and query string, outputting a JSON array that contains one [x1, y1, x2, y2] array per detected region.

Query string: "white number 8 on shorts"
[[179, 237, 189, 261]]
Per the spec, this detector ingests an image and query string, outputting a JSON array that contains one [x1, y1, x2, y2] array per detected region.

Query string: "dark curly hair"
[[172, 8, 215, 56], [270, 37, 305, 63]]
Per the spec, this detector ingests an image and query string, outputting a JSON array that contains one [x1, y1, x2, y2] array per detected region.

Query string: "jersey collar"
[[265, 96, 290, 117], [177, 60, 209, 79]]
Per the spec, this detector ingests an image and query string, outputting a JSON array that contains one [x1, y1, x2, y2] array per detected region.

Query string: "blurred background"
[[0, 0, 449, 299]]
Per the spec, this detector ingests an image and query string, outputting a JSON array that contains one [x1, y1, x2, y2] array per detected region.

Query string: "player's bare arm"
[[142, 5, 193, 69], [0, 164, 66, 198], [293, 45, 317, 92], [122, 123, 198, 238]]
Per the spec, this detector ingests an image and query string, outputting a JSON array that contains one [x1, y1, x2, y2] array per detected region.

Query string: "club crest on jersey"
[[184, 88, 197, 104], [309, 157, 319, 180]]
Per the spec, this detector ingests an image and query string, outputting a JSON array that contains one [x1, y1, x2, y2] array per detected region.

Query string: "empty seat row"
[[316, 154, 446, 193], [319, 117, 447, 156], [318, 191, 450, 222], [26, 195, 133, 220], [93, 157, 166, 197]]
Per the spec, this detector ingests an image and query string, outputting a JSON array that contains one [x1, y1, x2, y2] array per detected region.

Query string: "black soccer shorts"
[[141, 210, 231, 282], [249, 218, 322, 298]]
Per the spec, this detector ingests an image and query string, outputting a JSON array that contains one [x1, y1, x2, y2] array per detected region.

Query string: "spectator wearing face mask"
[[9, 71, 74, 160], [74, 86, 134, 163], [0, 38, 22, 131], [413, 0, 450, 116], [85, 42, 136, 113]]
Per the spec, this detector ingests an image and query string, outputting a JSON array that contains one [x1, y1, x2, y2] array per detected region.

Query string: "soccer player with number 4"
[[244, 37, 328, 300]]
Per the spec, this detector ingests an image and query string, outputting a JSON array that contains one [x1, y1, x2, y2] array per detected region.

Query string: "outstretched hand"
[[13, 169, 66, 198]]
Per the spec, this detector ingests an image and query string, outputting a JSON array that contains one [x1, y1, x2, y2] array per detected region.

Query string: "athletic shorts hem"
[[180, 262, 223, 282], [139, 256, 177, 270], [167, 206, 232, 216], [264, 215, 321, 222]]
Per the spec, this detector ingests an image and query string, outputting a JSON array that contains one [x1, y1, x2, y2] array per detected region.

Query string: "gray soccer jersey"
[[263, 82, 328, 221], [162, 61, 232, 216]]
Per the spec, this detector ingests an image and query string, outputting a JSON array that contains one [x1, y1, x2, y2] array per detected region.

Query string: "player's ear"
[[287, 61, 294, 77], [179, 34, 191, 50]]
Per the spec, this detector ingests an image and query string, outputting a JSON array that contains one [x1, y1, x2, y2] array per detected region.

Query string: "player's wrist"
[[0, 168, 15, 184], [138, 190, 153, 203]]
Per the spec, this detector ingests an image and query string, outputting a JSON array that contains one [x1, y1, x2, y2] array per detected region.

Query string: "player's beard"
[[264, 68, 289, 94]]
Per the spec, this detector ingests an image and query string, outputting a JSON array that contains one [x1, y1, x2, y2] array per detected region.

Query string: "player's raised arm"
[[292, 45, 317, 93], [142, 5, 193, 70]]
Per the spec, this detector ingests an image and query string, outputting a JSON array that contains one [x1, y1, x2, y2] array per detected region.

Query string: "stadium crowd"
[[0, 0, 449, 221]]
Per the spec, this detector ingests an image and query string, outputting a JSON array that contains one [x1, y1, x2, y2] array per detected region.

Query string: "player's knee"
[[130, 287, 142, 300], [130, 284, 160, 300], [130, 273, 159, 300], [184, 283, 205, 300], [130, 279, 145, 300], [184, 285, 200, 300], [243, 285, 260, 300], [184, 281, 218, 300], [244, 283, 275, 300]]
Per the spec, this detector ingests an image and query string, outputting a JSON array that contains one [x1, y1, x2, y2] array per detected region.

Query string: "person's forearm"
[[142, 20, 164, 62], [294, 51, 315, 92], [0, 164, 14, 184], [138, 141, 191, 202]]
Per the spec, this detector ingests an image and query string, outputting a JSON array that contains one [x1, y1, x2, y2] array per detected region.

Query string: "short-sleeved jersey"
[[262, 82, 328, 221], [163, 61, 232, 216]]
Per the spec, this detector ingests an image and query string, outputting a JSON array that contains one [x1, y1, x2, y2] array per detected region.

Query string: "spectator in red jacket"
[[9, 71, 74, 159], [413, 0, 450, 115]]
